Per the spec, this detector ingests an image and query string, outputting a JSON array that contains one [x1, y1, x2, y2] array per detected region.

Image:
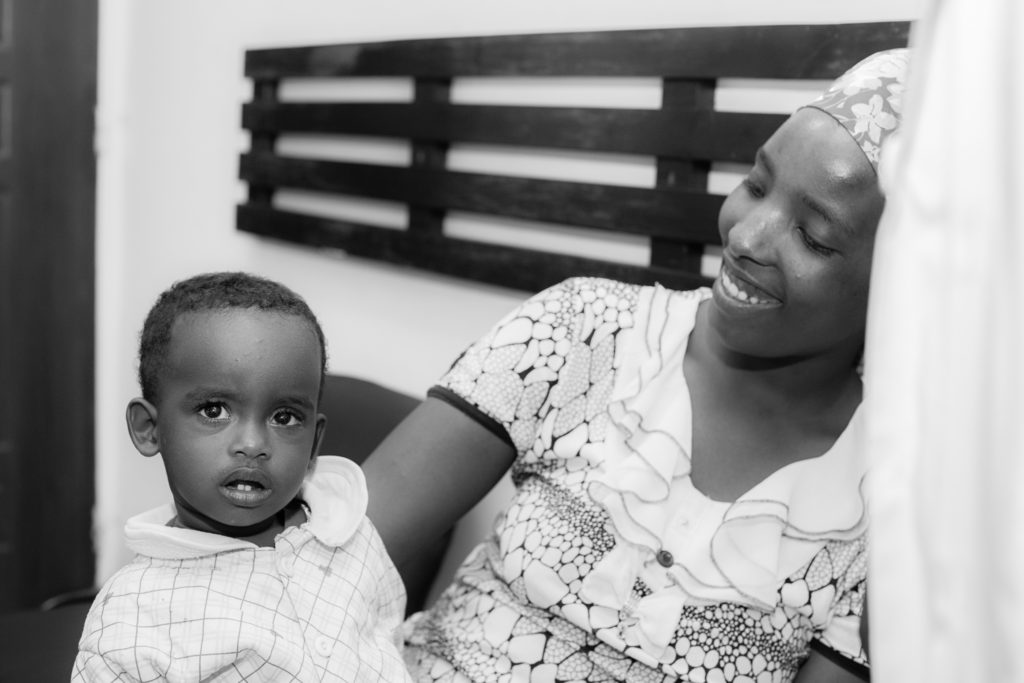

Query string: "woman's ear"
[[126, 398, 161, 457]]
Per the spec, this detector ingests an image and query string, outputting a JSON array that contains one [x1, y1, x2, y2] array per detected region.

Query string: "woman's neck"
[[689, 303, 863, 415], [683, 303, 865, 501]]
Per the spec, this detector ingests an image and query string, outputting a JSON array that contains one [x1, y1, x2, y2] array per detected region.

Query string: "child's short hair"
[[138, 271, 327, 403]]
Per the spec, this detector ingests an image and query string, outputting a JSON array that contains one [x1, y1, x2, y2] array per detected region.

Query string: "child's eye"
[[198, 402, 230, 420], [270, 409, 303, 427], [796, 226, 835, 257]]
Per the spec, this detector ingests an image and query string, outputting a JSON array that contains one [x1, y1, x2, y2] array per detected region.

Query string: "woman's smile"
[[714, 265, 781, 308]]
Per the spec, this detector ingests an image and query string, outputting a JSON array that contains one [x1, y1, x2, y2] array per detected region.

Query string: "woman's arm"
[[362, 396, 516, 566], [860, 585, 870, 659], [794, 648, 869, 683]]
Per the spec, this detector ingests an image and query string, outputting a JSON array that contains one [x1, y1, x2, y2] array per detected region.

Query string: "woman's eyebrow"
[[801, 194, 854, 238], [755, 147, 773, 175]]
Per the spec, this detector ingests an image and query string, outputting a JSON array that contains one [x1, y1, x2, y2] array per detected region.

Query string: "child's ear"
[[126, 398, 161, 457], [309, 413, 327, 472]]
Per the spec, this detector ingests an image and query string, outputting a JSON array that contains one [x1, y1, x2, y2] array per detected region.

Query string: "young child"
[[73, 272, 412, 682]]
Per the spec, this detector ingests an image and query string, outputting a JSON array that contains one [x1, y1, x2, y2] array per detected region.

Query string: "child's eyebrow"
[[181, 387, 316, 410], [276, 394, 316, 411], [182, 387, 238, 402]]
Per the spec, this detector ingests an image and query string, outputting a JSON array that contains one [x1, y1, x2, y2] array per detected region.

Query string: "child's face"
[[133, 308, 325, 534]]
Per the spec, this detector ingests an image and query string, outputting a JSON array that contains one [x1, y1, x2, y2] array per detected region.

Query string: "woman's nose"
[[727, 205, 782, 261], [232, 419, 269, 459]]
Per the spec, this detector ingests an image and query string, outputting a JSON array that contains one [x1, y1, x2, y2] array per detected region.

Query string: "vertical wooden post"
[[651, 78, 716, 279], [248, 78, 279, 205], [408, 78, 450, 235]]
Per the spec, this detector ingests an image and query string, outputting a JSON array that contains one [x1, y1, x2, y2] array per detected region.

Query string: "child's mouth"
[[220, 471, 273, 506], [227, 480, 263, 492]]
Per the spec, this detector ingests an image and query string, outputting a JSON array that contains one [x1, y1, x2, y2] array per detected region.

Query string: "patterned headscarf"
[[803, 48, 911, 170]]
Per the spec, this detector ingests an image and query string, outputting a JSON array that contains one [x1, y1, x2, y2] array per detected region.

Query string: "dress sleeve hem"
[[809, 637, 869, 681], [427, 385, 514, 448]]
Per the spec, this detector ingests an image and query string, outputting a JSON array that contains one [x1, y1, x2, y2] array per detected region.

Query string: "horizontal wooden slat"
[[237, 203, 712, 292], [239, 22, 911, 292], [246, 22, 909, 79], [243, 103, 785, 163], [239, 153, 723, 244]]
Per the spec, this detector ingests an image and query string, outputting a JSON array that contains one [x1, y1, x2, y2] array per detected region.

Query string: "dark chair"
[[318, 374, 419, 464], [0, 599, 93, 681], [318, 374, 452, 615]]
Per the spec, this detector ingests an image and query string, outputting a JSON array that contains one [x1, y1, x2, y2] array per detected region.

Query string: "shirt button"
[[656, 549, 674, 567], [315, 635, 333, 657], [279, 556, 294, 575]]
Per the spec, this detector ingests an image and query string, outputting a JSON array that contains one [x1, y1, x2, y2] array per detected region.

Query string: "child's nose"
[[232, 419, 269, 459]]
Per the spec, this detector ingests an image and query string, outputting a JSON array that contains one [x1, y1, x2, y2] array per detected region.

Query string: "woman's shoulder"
[[545, 276, 707, 300], [531, 277, 709, 326], [466, 276, 711, 382]]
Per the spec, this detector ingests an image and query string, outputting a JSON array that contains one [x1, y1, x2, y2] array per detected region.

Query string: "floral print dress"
[[404, 278, 868, 683]]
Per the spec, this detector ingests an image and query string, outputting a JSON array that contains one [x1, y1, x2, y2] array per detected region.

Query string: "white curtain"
[[864, 0, 1024, 680]]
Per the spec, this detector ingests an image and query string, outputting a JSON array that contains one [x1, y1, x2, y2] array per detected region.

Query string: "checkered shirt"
[[72, 457, 412, 682]]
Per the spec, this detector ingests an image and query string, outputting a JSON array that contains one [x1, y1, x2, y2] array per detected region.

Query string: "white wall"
[[94, 0, 925, 581]]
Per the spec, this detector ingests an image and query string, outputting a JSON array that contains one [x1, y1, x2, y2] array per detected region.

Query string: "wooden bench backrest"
[[238, 22, 910, 292]]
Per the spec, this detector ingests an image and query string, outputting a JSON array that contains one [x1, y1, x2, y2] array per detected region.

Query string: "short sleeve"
[[811, 537, 869, 669], [434, 277, 642, 456]]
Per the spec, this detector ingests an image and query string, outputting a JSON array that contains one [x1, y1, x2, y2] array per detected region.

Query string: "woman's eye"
[[741, 177, 764, 199], [198, 403, 229, 420], [797, 227, 834, 257], [271, 410, 302, 427]]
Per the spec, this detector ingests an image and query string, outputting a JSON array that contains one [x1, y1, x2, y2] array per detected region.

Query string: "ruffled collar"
[[581, 285, 867, 659], [125, 456, 368, 559]]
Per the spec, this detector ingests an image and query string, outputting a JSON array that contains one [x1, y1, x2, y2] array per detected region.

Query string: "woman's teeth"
[[721, 271, 767, 305]]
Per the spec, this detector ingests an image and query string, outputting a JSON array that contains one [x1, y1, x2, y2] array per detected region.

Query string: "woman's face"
[[710, 107, 886, 362]]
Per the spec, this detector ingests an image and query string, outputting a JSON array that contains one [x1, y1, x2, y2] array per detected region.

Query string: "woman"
[[363, 48, 910, 683]]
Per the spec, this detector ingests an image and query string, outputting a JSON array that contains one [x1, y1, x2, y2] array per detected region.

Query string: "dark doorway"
[[0, 0, 97, 611]]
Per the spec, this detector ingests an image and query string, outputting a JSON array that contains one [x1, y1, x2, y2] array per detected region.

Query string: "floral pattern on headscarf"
[[804, 48, 910, 169]]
